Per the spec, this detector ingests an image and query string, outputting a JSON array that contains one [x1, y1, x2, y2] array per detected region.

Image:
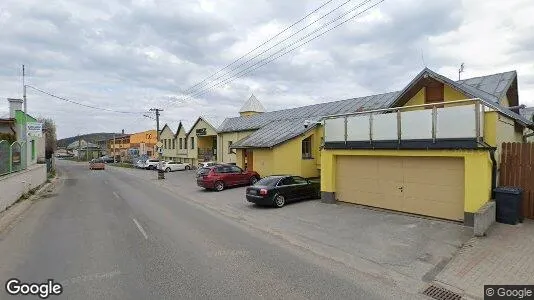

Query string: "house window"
[[164, 139, 167, 149], [190, 137, 195, 149], [302, 136, 312, 159], [172, 139, 175, 149], [184, 139, 188, 149], [228, 141, 233, 154], [179, 138, 182, 149]]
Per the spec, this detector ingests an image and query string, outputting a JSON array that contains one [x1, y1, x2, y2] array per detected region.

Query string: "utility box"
[[494, 187, 523, 225]]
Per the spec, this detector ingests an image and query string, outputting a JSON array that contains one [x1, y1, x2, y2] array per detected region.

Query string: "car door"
[[291, 176, 311, 200], [218, 166, 233, 186], [276, 177, 297, 200], [230, 166, 247, 185]]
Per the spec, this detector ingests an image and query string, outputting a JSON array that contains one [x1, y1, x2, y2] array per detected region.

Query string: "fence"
[[0, 140, 27, 176], [499, 142, 534, 219]]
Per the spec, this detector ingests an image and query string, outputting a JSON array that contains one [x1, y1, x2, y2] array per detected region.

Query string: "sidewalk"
[[434, 221, 534, 299]]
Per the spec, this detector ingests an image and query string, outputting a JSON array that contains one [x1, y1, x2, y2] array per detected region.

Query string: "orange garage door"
[[335, 156, 464, 221]]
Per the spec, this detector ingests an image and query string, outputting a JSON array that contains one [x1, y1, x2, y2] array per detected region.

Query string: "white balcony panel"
[[436, 104, 479, 139], [347, 115, 371, 141], [372, 113, 398, 141], [324, 118, 346, 142], [401, 110, 433, 140]]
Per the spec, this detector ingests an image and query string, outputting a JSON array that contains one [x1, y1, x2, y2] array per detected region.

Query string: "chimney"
[[7, 98, 23, 118]]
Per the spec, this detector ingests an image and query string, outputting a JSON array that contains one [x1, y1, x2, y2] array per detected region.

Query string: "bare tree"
[[38, 118, 57, 159]]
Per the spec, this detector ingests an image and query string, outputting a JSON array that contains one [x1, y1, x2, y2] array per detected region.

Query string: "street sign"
[[158, 147, 163, 154], [156, 141, 163, 148], [27, 122, 43, 138]]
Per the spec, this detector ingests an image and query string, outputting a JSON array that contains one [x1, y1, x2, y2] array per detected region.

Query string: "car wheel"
[[185, 165, 191, 170], [165, 167, 171, 172], [273, 194, 285, 208], [250, 176, 258, 185], [148, 165, 154, 170], [214, 181, 225, 192], [317, 190, 321, 199]]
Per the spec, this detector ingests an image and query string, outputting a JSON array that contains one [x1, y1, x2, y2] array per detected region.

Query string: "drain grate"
[[423, 284, 462, 300]]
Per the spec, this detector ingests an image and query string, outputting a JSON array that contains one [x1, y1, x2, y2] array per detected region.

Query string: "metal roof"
[[239, 94, 266, 113], [228, 68, 531, 148]]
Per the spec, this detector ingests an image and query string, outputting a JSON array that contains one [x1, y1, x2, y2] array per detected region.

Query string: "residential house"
[[1, 98, 45, 166], [66, 139, 100, 159], [108, 133, 130, 160], [320, 68, 531, 226], [186, 117, 220, 166], [520, 107, 534, 142], [159, 124, 176, 161], [174, 122, 189, 163]]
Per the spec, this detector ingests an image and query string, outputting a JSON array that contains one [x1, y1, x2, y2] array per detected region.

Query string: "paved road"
[[0, 161, 421, 299]]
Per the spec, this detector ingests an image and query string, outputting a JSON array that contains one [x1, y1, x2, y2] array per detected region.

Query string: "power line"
[[26, 85, 148, 114], [169, 0, 361, 104], [181, 0, 337, 95], [181, 0, 384, 101]]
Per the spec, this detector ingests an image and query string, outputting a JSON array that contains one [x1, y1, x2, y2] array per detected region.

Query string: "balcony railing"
[[323, 98, 490, 149]]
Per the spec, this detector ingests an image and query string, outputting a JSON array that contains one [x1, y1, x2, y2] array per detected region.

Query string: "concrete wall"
[[0, 164, 46, 213]]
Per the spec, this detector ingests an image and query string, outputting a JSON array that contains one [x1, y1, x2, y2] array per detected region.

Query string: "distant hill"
[[57, 133, 123, 148]]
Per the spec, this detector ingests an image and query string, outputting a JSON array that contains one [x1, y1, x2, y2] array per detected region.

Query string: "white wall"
[[0, 164, 46, 213]]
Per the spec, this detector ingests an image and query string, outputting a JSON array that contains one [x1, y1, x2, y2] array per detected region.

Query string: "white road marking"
[[113, 192, 120, 199], [132, 218, 148, 240], [61, 270, 121, 286], [104, 180, 109, 185]]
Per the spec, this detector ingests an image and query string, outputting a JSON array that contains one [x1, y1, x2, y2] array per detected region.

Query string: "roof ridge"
[[226, 90, 400, 122], [456, 70, 516, 82]]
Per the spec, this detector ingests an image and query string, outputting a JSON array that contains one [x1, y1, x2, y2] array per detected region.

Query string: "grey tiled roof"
[[229, 68, 531, 148], [221, 91, 399, 133], [457, 71, 516, 102]]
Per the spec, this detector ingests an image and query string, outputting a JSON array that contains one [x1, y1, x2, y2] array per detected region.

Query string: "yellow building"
[[174, 122, 189, 163], [320, 68, 532, 226], [130, 129, 157, 157], [186, 117, 220, 166], [159, 124, 176, 161]]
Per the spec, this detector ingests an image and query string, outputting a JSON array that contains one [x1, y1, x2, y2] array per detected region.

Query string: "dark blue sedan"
[[246, 175, 320, 208]]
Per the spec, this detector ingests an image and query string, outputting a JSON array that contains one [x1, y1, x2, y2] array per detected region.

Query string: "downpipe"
[[489, 148, 497, 199]]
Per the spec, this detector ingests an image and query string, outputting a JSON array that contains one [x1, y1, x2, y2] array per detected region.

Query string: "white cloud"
[[0, 0, 532, 139]]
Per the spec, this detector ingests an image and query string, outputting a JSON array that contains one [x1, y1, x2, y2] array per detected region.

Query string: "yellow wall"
[[217, 130, 256, 163], [252, 149, 273, 177], [130, 130, 157, 145], [402, 88, 425, 110], [160, 125, 176, 160], [247, 127, 322, 178], [320, 149, 492, 213], [240, 111, 260, 117], [401, 85, 470, 110], [187, 118, 218, 163]]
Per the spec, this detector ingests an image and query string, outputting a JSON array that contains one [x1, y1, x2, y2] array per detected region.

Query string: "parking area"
[[112, 166, 473, 293]]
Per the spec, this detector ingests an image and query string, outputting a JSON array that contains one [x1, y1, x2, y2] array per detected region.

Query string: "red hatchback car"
[[196, 164, 260, 191]]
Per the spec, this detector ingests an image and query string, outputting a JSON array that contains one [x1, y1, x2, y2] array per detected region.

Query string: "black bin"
[[494, 187, 523, 225]]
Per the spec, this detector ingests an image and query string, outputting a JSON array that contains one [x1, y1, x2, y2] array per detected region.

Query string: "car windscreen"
[[198, 168, 211, 175], [255, 177, 280, 187]]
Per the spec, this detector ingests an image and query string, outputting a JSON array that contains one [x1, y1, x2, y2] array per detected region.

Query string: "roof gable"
[[187, 116, 219, 136], [174, 122, 187, 138], [159, 124, 174, 137]]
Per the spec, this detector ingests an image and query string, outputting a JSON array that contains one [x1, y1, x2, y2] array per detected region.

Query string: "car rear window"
[[255, 177, 280, 186], [198, 168, 211, 175]]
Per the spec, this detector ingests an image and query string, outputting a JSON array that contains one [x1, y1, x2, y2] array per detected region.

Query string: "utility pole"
[[22, 65, 28, 168], [149, 108, 164, 179], [78, 134, 81, 161], [113, 133, 116, 163]]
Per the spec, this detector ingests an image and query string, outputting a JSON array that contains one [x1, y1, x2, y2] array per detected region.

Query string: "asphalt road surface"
[[0, 161, 422, 299]]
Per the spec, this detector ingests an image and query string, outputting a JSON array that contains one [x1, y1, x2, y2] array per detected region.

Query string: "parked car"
[[89, 158, 106, 170], [196, 164, 260, 191], [161, 161, 191, 172], [198, 161, 217, 169], [135, 159, 145, 169], [144, 159, 160, 170], [100, 155, 115, 163], [246, 175, 320, 208]]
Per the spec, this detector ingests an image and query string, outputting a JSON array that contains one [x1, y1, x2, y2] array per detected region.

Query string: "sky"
[[0, 0, 533, 139]]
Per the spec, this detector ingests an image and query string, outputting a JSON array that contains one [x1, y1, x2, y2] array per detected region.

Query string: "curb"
[[0, 173, 60, 234]]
